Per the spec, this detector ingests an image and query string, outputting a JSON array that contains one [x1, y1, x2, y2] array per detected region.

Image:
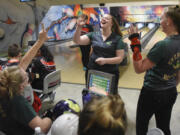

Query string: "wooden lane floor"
[[48, 33, 180, 91]]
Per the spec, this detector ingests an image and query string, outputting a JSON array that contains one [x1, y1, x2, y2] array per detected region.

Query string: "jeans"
[[136, 87, 177, 135]]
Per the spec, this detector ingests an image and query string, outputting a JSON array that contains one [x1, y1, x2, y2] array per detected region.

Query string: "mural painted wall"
[[0, 0, 109, 54], [40, 5, 108, 41], [0, 0, 50, 54]]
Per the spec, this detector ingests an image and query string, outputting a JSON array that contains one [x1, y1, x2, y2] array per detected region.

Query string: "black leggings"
[[136, 87, 177, 135], [79, 45, 91, 68]]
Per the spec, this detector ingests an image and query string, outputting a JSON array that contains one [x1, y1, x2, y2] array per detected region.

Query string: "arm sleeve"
[[147, 41, 166, 64], [116, 38, 126, 50], [86, 32, 94, 40], [88, 24, 93, 32], [11, 96, 37, 126]]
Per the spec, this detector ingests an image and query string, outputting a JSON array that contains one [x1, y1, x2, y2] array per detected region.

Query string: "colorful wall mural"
[[0, 1, 109, 54], [40, 5, 108, 41], [0, 1, 169, 54]]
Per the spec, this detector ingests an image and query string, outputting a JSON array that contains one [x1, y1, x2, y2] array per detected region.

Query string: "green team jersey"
[[0, 95, 36, 135], [144, 35, 180, 90]]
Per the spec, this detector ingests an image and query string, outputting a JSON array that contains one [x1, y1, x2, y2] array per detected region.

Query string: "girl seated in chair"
[[31, 45, 56, 91]]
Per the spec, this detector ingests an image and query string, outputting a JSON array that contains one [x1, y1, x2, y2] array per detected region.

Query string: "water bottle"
[[34, 127, 45, 135]]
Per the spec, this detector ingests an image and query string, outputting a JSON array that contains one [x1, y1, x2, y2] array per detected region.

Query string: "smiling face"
[[100, 14, 113, 29]]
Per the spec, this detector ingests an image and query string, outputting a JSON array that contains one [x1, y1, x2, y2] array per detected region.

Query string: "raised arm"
[[73, 16, 90, 45], [19, 23, 51, 70], [128, 25, 155, 73]]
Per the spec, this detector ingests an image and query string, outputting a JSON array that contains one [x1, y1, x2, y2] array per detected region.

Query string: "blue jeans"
[[136, 87, 177, 135]]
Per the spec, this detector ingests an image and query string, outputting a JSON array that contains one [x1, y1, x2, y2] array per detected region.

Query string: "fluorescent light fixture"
[[20, 0, 35, 2]]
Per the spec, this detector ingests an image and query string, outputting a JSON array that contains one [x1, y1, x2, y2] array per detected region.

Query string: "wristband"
[[129, 33, 141, 52]]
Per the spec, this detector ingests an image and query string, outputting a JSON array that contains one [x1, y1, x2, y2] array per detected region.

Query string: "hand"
[[128, 24, 141, 53], [42, 109, 54, 121], [95, 57, 106, 65], [128, 24, 138, 36], [38, 23, 53, 42], [76, 17, 86, 28]]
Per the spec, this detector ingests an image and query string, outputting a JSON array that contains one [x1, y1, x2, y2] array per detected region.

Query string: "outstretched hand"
[[127, 24, 142, 61], [76, 17, 86, 28], [38, 23, 54, 42], [128, 24, 138, 36], [19, 23, 53, 71]]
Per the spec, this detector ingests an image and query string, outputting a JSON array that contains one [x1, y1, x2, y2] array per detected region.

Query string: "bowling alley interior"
[[0, 0, 180, 135]]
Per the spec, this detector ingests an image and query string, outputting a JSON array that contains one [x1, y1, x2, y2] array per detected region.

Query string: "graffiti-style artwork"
[[0, 16, 17, 41], [0, 16, 17, 25], [40, 5, 107, 41], [21, 23, 35, 48]]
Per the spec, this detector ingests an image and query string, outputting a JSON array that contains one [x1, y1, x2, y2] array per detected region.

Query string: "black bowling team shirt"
[[31, 56, 56, 90], [81, 24, 93, 35], [86, 31, 126, 73]]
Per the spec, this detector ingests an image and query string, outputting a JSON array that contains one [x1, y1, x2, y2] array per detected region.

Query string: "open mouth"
[[101, 20, 107, 25]]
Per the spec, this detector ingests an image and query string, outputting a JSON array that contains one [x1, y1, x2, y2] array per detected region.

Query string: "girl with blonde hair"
[[78, 94, 127, 135], [0, 23, 53, 135]]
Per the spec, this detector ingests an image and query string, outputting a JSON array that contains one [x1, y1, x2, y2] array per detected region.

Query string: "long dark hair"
[[40, 46, 54, 62], [111, 15, 123, 37]]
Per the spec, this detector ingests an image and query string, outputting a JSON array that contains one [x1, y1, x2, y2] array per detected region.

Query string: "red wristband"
[[131, 37, 140, 45], [133, 51, 142, 61]]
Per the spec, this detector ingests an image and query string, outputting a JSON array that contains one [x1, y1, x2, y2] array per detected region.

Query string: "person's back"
[[31, 45, 56, 90], [0, 95, 35, 135], [78, 94, 127, 135]]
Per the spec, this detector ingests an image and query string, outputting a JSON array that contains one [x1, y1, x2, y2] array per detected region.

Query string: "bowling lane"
[[48, 41, 86, 85], [144, 28, 166, 50]]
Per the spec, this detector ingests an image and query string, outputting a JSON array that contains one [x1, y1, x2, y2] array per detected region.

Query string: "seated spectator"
[[0, 66, 52, 135], [78, 94, 127, 135], [0, 44, 35, 105], [0, 23, 53, 135], [30, 45, 56, 90], [0, 44, 21, 70]]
